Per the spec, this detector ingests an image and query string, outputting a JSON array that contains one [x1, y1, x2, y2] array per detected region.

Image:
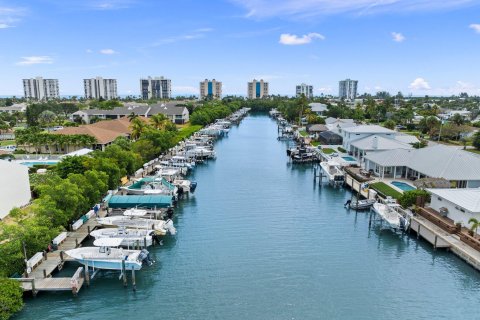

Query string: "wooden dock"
[[410, 215, 480, 271], [14, 210, 103, 296]]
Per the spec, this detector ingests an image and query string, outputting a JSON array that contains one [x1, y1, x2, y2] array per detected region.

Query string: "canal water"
[[17, 115, 480, 320]]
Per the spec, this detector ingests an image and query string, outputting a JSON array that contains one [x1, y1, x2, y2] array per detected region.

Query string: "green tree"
[[450, 113, 464, 126], [468, 218, 480, 235], [0, 277, 24, 320], [473, 132, 480, 150], [383, 119, 396, 130]]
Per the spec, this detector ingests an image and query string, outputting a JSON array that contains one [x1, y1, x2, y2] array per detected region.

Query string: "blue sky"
[[1, 0, 480, 97]]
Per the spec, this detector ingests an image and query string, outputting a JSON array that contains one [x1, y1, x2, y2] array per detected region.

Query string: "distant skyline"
[[1, 0, 480, 97]]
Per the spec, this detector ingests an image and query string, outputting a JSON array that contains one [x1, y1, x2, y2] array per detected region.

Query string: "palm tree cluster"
[[16, 128, 97, 154]]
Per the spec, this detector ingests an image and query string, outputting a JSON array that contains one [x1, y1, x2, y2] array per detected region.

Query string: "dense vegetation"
[[398, 190, 431, 208], [0, 278, 23, 320], [190, 101, 242, 125], [0, 100, 240, 281]]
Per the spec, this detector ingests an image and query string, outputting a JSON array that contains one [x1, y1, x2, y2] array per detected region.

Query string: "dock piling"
[[122, 260, 127, 287], [131, 267, 136, 292], [84, 266, 90, 287]]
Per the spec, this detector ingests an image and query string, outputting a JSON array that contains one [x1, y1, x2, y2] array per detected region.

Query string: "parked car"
[[0, 145, 16, 152]]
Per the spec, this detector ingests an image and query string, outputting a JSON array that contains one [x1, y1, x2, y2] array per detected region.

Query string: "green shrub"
[[337, 147, 346, 153], [398, 189, 431, 208], [0, 278, 23, 320]]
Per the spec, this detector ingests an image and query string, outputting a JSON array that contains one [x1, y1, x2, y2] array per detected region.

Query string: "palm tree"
[[150, 114, 169, 131], [127, 112, 138, 122], [468, 218, 479, 236], [130, 118, 145, 140]]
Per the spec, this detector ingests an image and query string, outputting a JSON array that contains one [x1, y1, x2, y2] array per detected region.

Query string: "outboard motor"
[[190, 181, 197, 193], [165, 219, 177, 235], [138, 249, 154, 266], [344, 199, 351, 208], [167, 207, 174, 219]]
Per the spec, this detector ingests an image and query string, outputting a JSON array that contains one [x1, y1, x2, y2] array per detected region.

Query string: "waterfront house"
[[427, 188, 480, 227], [71, 102, 189, 124], [341, 125, 419, 158], [0, 160, 31, 219], [324, 118, 356, 135], [318, 131, 343, 145], [364, 145, 480, 188], [306, 124, 328, 139]]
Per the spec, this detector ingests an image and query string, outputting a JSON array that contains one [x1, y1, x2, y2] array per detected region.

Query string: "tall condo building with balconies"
[[296, 83, 313, 98], [200, 79, 222, 100], [23, 77, 59, 100], [84, 77, 118, 100], [140, 76, 172, 100], [338, 79, 358, 100], [247, 79, 269, 99]]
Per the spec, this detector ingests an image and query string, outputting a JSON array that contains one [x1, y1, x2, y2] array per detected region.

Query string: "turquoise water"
[[16, 115, 480, 319], [342, 156, 357, 162], [20, 161, 59, 167], [391, 181, 416, 191]]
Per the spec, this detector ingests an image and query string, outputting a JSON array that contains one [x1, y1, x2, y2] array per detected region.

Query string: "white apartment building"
[[140, 76, 172, 100], [296, 83, 313, 98], [339, 79, 358, 100], [23, 77, 60, 100], [248, 79, 269, 99], [84, 77, 118, 100], [200, 79, 222, 100]]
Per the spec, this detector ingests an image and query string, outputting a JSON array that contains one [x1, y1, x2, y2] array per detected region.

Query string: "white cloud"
[[99, 48, 117, 54], [148, 29, 212, 47], [391, 32, 405, 42], [231, 0, 478, 19], [409, 78, 431, 90], [279, 32, 325, 45], [469, 24, 480, 33], [86, 49, 93, 53], [0, 6, 26, 28], [16, 56, 54, 65]]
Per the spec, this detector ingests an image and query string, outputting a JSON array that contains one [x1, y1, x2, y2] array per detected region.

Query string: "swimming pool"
[[391, 181, 416, 191], [20, 161, 59, 167], [342, 156, 357, 162]]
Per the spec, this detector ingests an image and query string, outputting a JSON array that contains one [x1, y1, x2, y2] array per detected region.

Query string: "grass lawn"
[[370, 182, 402, 199], [0, 140, 15, 146], [321, 148, 335, 154], [174, 124, 202, 143], [299, 130, 308, 137], [311, 141, 320, 147], [466, 149, 480, 155]]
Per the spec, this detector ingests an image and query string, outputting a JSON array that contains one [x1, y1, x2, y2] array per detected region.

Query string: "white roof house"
[[309, 103, 328, 114], [427, 188, 480, 226], [364, 145, 480, 188], [341, 125, 419, 158], [325, 118, 356, 134], [0, 160, 31, 219]]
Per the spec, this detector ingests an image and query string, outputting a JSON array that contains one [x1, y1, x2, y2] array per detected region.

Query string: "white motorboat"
[[97, 215, 176, 235], [173, 179, 197, 194], [372, 199, 406, 230], [320, 161, 345, 186], [90, 227, 157, 247], [65, 238, 152, 271], [346, 198, 376, 210]]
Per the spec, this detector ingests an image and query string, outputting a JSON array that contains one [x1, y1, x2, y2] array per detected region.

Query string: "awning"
[[108, 195, 173, 209]]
